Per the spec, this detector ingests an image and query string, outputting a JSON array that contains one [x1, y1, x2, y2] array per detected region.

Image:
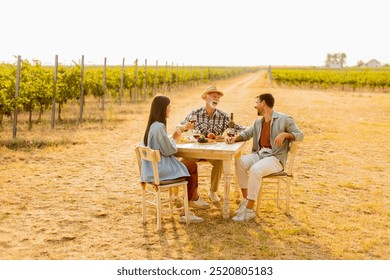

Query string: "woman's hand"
[[172, 128, 182, 140], [177, 122, 194, 132]]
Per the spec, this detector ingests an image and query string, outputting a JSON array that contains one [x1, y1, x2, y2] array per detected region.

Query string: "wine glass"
[[226, 128, 236, 137], [192, 129, 201, 140]]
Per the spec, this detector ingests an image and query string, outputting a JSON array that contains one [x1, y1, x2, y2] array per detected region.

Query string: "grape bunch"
[[197, 135, 208, 143]]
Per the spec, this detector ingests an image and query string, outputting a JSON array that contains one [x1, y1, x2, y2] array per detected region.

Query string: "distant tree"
[[325, 53, 332, 67], [339, 53, 347, 68], [325, 52, 346, 68], [357, 60, 365, 67]]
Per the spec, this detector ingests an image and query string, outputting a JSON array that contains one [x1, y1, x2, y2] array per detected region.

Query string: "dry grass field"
[[0, 70, 389, 260]]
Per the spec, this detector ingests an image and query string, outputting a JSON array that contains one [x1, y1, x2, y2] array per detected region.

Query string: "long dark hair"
[[143, 95, 171, 146]]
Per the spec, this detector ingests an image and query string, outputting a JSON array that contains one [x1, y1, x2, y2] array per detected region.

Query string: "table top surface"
[[176, 140, 246, 155]]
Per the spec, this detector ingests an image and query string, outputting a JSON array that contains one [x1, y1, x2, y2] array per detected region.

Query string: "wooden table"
[[175, 140, 246, 218]]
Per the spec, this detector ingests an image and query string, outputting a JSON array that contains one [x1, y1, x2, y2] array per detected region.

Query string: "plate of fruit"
[[197, 135, 216, 144], [207, 133, 225, 142]]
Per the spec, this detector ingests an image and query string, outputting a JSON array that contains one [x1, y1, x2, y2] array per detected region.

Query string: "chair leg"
[[256, 176, 293, 215], [277, 179, 282, 209], [183, 184, 190, 226], [142, 184, 147, 224], [156, 188, 162, 232], [285, 178, 291, 215]]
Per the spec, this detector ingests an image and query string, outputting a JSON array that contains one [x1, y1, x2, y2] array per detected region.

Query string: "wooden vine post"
[[143, 59, 147, 101], [79, 55, 85, 121], [169, 62, 173, 92], [163, 61, 168, 93], [133, 59, 138, 102], [153, 60, 158, 96], [12, 55, 21, 139], [51, 55, 58, 129], [268, 65, 273, 84], [176, 63, 179, 91], [119, 57, 125, 105], [181, 63, 185, 90], [102, 57, 106, 111]]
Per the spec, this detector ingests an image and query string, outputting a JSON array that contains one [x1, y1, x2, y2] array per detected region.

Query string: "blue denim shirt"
[[141, 121, 189, 183], [239, 111, 304, 167]]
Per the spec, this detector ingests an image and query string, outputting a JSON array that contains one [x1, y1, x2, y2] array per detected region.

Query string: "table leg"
[[222, 159, 232, 218], [233, 150, 243, 198]]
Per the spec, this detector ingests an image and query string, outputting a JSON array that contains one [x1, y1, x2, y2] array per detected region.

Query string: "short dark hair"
[[257, 93, 274, 108]]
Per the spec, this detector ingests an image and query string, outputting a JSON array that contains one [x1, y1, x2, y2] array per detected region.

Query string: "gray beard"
[[208, 100, 218, 109]]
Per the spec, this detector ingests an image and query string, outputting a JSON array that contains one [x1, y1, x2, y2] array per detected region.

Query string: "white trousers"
[[235, 153, 283, 201]]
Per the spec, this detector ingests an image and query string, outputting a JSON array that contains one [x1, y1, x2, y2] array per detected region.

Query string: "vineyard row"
[[270, 67, 390, 91], [0, 56, 258, 131]]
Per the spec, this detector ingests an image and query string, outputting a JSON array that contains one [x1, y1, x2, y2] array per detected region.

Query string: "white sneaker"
[[232, 208, 255, 222], [179, 211, 204, 223], [234, 198, 248, 214], [189, 196, 210, 209], [208, 191, 220, 202]]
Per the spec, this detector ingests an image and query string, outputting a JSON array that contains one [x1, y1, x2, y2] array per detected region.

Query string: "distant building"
[[364, 59, 381, 68]]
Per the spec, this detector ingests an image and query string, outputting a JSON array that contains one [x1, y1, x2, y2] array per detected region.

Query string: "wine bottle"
[[228, 113, 235, 128]]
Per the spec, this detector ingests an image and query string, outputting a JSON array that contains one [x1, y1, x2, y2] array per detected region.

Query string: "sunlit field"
[[1, 71, 389, 259]]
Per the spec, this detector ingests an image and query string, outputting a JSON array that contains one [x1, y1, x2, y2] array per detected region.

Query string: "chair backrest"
[[135, 145, 162, 185], [284, 141, 298, 176]]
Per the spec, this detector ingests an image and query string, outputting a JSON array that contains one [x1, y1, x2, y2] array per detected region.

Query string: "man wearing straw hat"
[[177, 86, 245, 206]]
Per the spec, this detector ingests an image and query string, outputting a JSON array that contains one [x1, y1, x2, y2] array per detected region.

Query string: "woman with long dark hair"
[[142, 95, 205, 223]]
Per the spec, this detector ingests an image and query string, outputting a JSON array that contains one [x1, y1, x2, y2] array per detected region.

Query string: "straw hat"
[[201, 86, 224, 99]]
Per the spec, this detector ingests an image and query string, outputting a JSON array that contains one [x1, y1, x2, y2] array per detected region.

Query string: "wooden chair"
[[135, 145, 190, 231], [256, 141, 298, 215]]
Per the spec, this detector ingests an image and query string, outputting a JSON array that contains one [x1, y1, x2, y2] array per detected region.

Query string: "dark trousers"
[[181, 159, 198, 201]]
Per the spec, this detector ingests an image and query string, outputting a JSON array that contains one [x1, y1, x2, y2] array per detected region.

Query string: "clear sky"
[[1, 0, 389, 67]]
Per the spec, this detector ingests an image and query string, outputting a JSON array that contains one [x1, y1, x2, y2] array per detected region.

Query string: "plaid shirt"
[[180, 107, 244, 136]]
